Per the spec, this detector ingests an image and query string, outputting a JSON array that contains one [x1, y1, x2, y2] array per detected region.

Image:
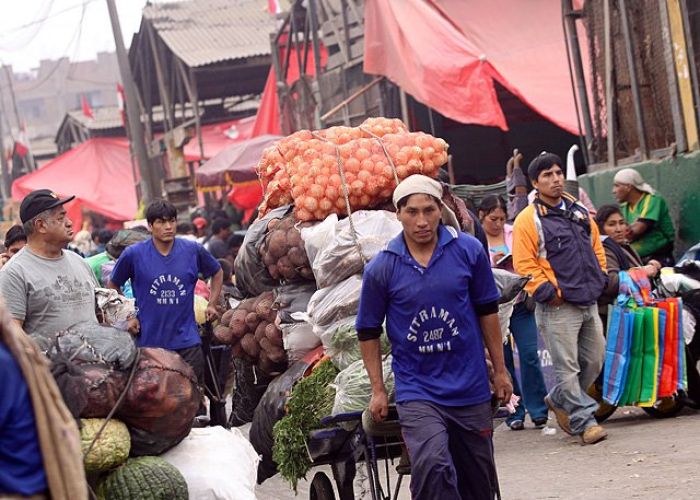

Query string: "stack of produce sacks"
[[257, 117, 448, 221]]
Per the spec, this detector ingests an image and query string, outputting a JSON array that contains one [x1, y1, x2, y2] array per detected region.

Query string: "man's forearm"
[[208, 269, 224, 304], [359, 338, 385, 393], [107, 281, 123, 294], [479, 313, 507, 374]]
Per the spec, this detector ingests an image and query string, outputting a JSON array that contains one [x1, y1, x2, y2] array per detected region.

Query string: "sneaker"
[[532, 417, 548, 429], [581, 424, 608, 445], [507, 419, 524, 431], [544, 395, 572, 435]]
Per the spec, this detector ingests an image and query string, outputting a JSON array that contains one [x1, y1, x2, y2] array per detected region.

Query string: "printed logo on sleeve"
[[150, 274, 187, 305]]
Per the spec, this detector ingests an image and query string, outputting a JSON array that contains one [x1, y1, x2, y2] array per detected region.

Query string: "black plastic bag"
[[228, 357, 274, 427], [249, 357, 314, 484], [273, 282, 318, 324], [47, 322, 137, 370]]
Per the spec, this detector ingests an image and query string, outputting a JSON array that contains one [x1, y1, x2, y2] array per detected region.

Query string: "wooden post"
[[189, 69, 205, 163], [679, 0, 700, 139], [146, 23, 175, 132], [667, 0, 699, 149], [604, 0, 616, 165], [619, 0, 649, 159], [659, 0, 688, 152]]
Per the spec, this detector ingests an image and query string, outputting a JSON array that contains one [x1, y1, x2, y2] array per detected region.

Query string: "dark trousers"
[[397, 399, 498, 500], [175, 344, 205, 386]]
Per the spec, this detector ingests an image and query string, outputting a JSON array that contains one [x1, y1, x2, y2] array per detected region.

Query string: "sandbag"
[[235, 206, 292, 297], [304, 210, 402, 289], [161, 427, 259, 500], [249, 347, 324, 484], [47, 322, 137, 370], [116, 348, 201, 456]]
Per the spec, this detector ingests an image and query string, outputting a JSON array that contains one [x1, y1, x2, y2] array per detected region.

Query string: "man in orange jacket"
[[512, 152, 608, 445]]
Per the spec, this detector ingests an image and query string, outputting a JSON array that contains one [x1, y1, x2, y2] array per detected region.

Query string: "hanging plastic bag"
[[282, 322, 321, 362], [331, 355, 395, 416], [318, 316, 391, 370]]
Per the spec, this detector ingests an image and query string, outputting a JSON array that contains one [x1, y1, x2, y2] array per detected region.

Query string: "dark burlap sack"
[[116, 348, 201, 456]]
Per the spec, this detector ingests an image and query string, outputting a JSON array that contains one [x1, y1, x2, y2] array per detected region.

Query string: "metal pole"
[[105, 0, 158, 204], [603, 0, 616, 165], [562, 0, 595, 161], [659, 0, 687, 152], [3, 65, 36, 171], [619, 0, 649, 159]]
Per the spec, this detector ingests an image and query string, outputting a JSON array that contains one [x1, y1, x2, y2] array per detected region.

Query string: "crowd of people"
[[0, 153, 683, 499]]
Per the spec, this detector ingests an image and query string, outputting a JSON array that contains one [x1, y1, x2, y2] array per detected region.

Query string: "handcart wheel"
[[642, 395, 685, 419], [310, 472, 336, 500]]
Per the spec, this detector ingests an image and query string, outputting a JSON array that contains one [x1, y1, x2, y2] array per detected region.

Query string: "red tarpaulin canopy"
[[184, 116, 256, 162], [195, 134, 283, 188], [12, 138, 138, 229], [364, 0, 581, 134]]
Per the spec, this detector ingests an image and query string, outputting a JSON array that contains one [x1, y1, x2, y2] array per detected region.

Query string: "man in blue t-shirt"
[[0, 341, 48, 497], [357, 175, 512, 500], [109, 200, 223, 383]]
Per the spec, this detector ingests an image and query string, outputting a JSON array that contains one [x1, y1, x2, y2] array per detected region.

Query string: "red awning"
[[12, 138, 138, 228], [363, 0, 581, 134], [195, 134, 283, 188], [183, 116, 256, 162]]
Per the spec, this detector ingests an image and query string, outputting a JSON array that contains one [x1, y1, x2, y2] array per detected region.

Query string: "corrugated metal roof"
[[143, 0, 277, 68], [67, 107, 123, 130]]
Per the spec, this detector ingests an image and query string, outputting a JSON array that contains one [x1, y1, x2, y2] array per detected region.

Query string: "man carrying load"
[[357, 174, 512, 500]]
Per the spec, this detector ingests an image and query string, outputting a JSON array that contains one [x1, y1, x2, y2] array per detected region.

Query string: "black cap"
[[20, 189, 75, 223]]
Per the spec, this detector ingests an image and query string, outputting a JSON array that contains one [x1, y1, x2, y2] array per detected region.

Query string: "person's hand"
[[491, 251, 506, 266], [492, 370, 513, 407], [369, 388, 389, 423], [127, 317, 140, 336], [548, 295, 564, 307], [206, 304, 220, 322]]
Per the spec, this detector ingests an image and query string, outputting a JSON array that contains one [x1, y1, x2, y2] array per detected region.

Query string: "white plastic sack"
[[282, 322, 321, 362], [306, 275, 363, 329], [161, 426, 259, 500], [303, 210, 402, 289], [95, 288, 136, 331], [498, 300, 516, 343]]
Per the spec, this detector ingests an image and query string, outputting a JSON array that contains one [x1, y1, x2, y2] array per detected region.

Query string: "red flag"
[[81, 95, 94, 119], [14, 123, 29, 158], [116, 83, 126, 127], [267, 0, 282, 14]]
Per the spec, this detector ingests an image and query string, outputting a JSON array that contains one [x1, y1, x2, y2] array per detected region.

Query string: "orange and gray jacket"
[[512, 193, 607, 306]]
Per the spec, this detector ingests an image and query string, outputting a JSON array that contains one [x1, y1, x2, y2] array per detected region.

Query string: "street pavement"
[[255, 406, 700, 499]]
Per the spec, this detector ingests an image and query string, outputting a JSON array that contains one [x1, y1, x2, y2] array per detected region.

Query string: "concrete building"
[[0, 51, 120, 156]]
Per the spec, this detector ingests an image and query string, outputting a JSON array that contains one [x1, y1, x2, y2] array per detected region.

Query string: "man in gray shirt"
[[0, 190, 98, 339]]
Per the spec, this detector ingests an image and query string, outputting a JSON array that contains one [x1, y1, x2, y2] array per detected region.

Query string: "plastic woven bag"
[[638, 307, 660, 406], [619, 309, 645, 406], [603, 305, 633, 405]]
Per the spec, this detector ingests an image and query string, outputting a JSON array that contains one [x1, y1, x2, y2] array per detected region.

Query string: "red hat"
[[192, 217, 208, 230]]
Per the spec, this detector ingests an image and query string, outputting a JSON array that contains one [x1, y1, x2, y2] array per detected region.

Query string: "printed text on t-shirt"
[[149, 274, 187, 305]]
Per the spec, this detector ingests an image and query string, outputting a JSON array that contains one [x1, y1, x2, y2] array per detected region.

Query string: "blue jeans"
[[504, 302, 549, 424], [535, 302, 605, 434]]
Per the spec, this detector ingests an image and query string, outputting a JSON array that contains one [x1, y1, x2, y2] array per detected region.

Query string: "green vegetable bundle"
[[323, 316, 391, 370], [272, 359, 339, 491]]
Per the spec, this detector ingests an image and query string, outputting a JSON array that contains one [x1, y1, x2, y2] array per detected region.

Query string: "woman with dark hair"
[[596, 204, 661, 318], [478, 195, 549, 430]]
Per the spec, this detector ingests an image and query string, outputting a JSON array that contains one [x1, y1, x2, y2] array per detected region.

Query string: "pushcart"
[[199, 321, 232, 427], [306, 403, 509, 500]]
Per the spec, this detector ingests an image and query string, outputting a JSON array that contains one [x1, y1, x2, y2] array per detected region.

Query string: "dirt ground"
[[255, 406, 700, 499]]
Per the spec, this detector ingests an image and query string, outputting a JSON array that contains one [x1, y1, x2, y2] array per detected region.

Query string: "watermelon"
[[96, 456, 188, 500]]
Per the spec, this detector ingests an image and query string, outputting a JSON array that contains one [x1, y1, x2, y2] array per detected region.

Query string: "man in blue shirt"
[[109, 200, 223, 383], [357, 175, 512, 500], [0, 341, 48, 497]]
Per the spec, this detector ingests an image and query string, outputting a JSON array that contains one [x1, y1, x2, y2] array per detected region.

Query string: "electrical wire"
[[0, 0, 55, 51], [1, 0, 98, 35]]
